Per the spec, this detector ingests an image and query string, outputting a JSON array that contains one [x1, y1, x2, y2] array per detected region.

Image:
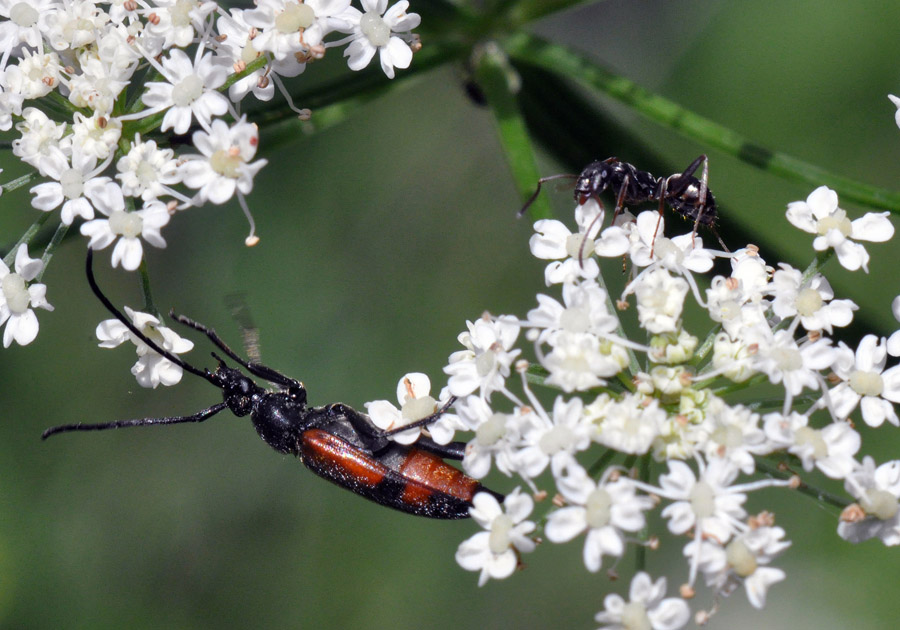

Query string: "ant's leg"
[[612, 174, 629, 224], [577, 197, 607, 267], [650, 178, 667, 258], [668, 154, 707, 191], [690, 155, 710, 247]]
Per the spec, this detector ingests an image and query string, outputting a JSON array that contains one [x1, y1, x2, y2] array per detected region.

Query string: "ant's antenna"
[[518, 173, 577, 217]]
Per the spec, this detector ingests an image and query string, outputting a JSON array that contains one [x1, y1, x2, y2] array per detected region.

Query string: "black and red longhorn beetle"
[[42, 250, 502, 519]]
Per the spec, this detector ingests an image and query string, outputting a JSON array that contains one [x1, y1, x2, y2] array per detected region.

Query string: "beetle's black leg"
[[412, 435, 467, 460], [42, 402, 229, 440], [381, 397, 458, 437]]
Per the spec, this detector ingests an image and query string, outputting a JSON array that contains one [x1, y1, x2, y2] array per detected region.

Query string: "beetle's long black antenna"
[[85, 249, 214, 385], [169, 312, 301, 388], [41, 403, 229, 440]]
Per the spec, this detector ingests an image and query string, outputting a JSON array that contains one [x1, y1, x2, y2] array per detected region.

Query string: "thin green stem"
[[2, 212, 52, 266], [503, 32, 900, 212], [473, 43, 551, 220], [634, 454, 651, 572], [2, 172, 38, 194], [37, 221, 69, 282], [756, 459, 849, 510], [138, 259, 159, 318], [587, 447, 619, 477]]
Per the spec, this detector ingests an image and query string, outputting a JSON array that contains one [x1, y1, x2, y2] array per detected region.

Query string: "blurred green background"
[[3, 1, 900, 628]]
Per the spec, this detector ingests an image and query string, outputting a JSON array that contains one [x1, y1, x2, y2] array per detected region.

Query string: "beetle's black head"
[[212, 362, 265, 417], [574, 161, 611, 204]]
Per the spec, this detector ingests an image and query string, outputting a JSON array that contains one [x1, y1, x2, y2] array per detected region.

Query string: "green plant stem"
[[2, 212, 51, 266], [503, 32, 900, 212], [474, 42, 551, 220], [2, 172, 38, 194], [37, 221, 69, 282], [138, 259, 159, 318], [756, 459, 850, 510]]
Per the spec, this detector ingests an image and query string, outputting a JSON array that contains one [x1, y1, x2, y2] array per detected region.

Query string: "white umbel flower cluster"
[[368, 173, 899, 627], [0, 0, 422, 354]]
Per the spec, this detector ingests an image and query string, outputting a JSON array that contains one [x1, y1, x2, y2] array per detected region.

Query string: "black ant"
[[520, 155, 729, 253]]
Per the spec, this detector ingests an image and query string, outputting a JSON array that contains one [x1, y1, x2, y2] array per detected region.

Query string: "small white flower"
[[541, 331, 623, 392], [827, 335, 900, 427], [655, 458, 747, 545], [0, 244, 53, 347], [594, 572, 690, 630], [66, 54, 132, 115], [444, 313, 521, 400], [753, 329, 835, 398], [342, 0, 420, 79], [44, 0, 109, 50], [786, 186, 894, 272], [365, 372, 460, 445], [588, 392, 665, 456], [116, 134, 182, 201], [137, 48, 230, 135], [629, 210, 715, 273], [684, 526, 790, 609], [181, 116, 268, 205], [769, 263, 856, 333], [545, 459, 654, 573], [70, 112, 122, 160], [80, 198, 171, 271], [0, 0, 55, 50], [244, 0, 351, 58], [629, 266, 689, 334], [529, 199, 604, 285], [29, 148, 116, 225], [5, 50, 62, 99], [455, 489, 535, 587], [513, 395, 592, 480], [695, 398, 772, 474], [215, 8, 277, 103], [839, 456, 900, 545], [763, 412, 860, 479], [12, 107, 67, 175], [97, 306, 194, 388], [142, 0, 217, 49], [457, 396, 522, 479]]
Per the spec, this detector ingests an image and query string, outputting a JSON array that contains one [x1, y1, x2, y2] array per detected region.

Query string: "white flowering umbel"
[[365, 180, 900, 627], [0, 0, 422, 351]]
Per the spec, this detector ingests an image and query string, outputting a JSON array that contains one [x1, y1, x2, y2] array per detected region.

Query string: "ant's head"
[[573, 161, 612, 205]]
